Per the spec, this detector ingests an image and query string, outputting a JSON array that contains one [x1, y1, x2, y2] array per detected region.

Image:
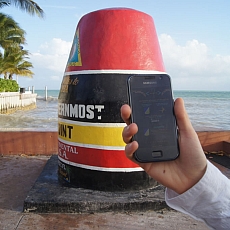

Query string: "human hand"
[[121, 98, 207, 194]]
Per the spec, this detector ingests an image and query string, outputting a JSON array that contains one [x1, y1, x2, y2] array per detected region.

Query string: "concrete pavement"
[[0, 155, 213, 229]]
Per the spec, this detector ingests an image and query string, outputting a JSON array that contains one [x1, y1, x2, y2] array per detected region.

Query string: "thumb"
[[174, 98, 194, 134]]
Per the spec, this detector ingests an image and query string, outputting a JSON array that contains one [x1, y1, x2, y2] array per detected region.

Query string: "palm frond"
[[0, 1, 10, 9], [7, 0, 44, 18]]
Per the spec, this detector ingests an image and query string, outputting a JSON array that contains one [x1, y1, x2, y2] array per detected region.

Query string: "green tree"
[[0, 13, 25, 50], [0, 0, 44, 18], [0, 0, 44, 82], [0, 13, 31, 79], [0, 45, 33, 79]]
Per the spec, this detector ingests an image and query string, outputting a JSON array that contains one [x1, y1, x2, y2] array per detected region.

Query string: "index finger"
[[120, 104, 131, 125]]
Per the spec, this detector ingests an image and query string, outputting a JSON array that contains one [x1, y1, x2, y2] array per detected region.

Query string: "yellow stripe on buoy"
[[58, 118, 126, 147]]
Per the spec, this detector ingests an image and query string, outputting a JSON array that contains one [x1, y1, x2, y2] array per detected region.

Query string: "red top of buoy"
[[65, 8, 165, 72]]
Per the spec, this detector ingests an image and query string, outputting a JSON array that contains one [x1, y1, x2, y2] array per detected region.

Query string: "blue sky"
[[1, 0, 230, 90]]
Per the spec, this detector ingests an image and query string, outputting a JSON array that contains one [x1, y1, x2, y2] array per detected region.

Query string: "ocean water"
[[0, 90, 59, 131], [0, 89, 229, 131], [173, 91, 230, 131]]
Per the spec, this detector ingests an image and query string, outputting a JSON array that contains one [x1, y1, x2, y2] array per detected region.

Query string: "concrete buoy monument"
[[58, 8, 165, 191]]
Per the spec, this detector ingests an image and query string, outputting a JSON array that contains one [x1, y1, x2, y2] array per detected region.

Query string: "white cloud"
[[31, 38, 72, 73], [39, 38, 71, 55], [18, 38, 72, 89], [50, 75, 62, 81], [159, 34, 230, 90]]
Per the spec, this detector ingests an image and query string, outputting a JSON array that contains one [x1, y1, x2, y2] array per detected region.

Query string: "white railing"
[[0, 92, 37, 114]]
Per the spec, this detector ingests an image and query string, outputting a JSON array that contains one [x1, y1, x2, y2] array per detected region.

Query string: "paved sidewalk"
[[0, 155, 211, 230]]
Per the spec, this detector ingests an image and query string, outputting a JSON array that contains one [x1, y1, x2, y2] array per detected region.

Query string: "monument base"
[[23, 155, 167, 213], [58, 159, 157, 191]]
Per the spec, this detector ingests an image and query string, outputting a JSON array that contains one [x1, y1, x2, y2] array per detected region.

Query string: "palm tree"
[[0, 45, 33, 79], [0, 0, 44, 81], [0, 1, 8, 8], [0, 13, 26, 50], [0, 0, 44, 18], [0, 13, 33, 80]]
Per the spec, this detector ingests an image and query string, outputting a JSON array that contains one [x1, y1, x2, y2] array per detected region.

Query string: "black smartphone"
[[127, 74, 179, 162]]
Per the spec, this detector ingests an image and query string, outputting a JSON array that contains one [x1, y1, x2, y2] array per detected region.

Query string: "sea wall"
[[0, 92, 37, 114], [197, 131, 230, 154], [0, 131, 229, 156], [0, 131, 58, 155]]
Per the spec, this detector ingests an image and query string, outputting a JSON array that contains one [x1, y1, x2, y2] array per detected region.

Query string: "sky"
[[1, 0, 230, 91]]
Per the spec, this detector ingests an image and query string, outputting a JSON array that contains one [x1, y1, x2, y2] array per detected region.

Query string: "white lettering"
[[58, 148, 68, 159], [95, 105, 104, 112], [58, 103, 105, 120], [64, 104, 69, 117], [58, 142, 78, 155], [86, 105, 94, 119], [70, 104, 78, 118], [59, 103, 64, 116], [78, 104, 85, 118]]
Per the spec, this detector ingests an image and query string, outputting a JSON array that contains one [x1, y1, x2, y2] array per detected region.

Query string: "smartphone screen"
[[127, 74, 179, 162]]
